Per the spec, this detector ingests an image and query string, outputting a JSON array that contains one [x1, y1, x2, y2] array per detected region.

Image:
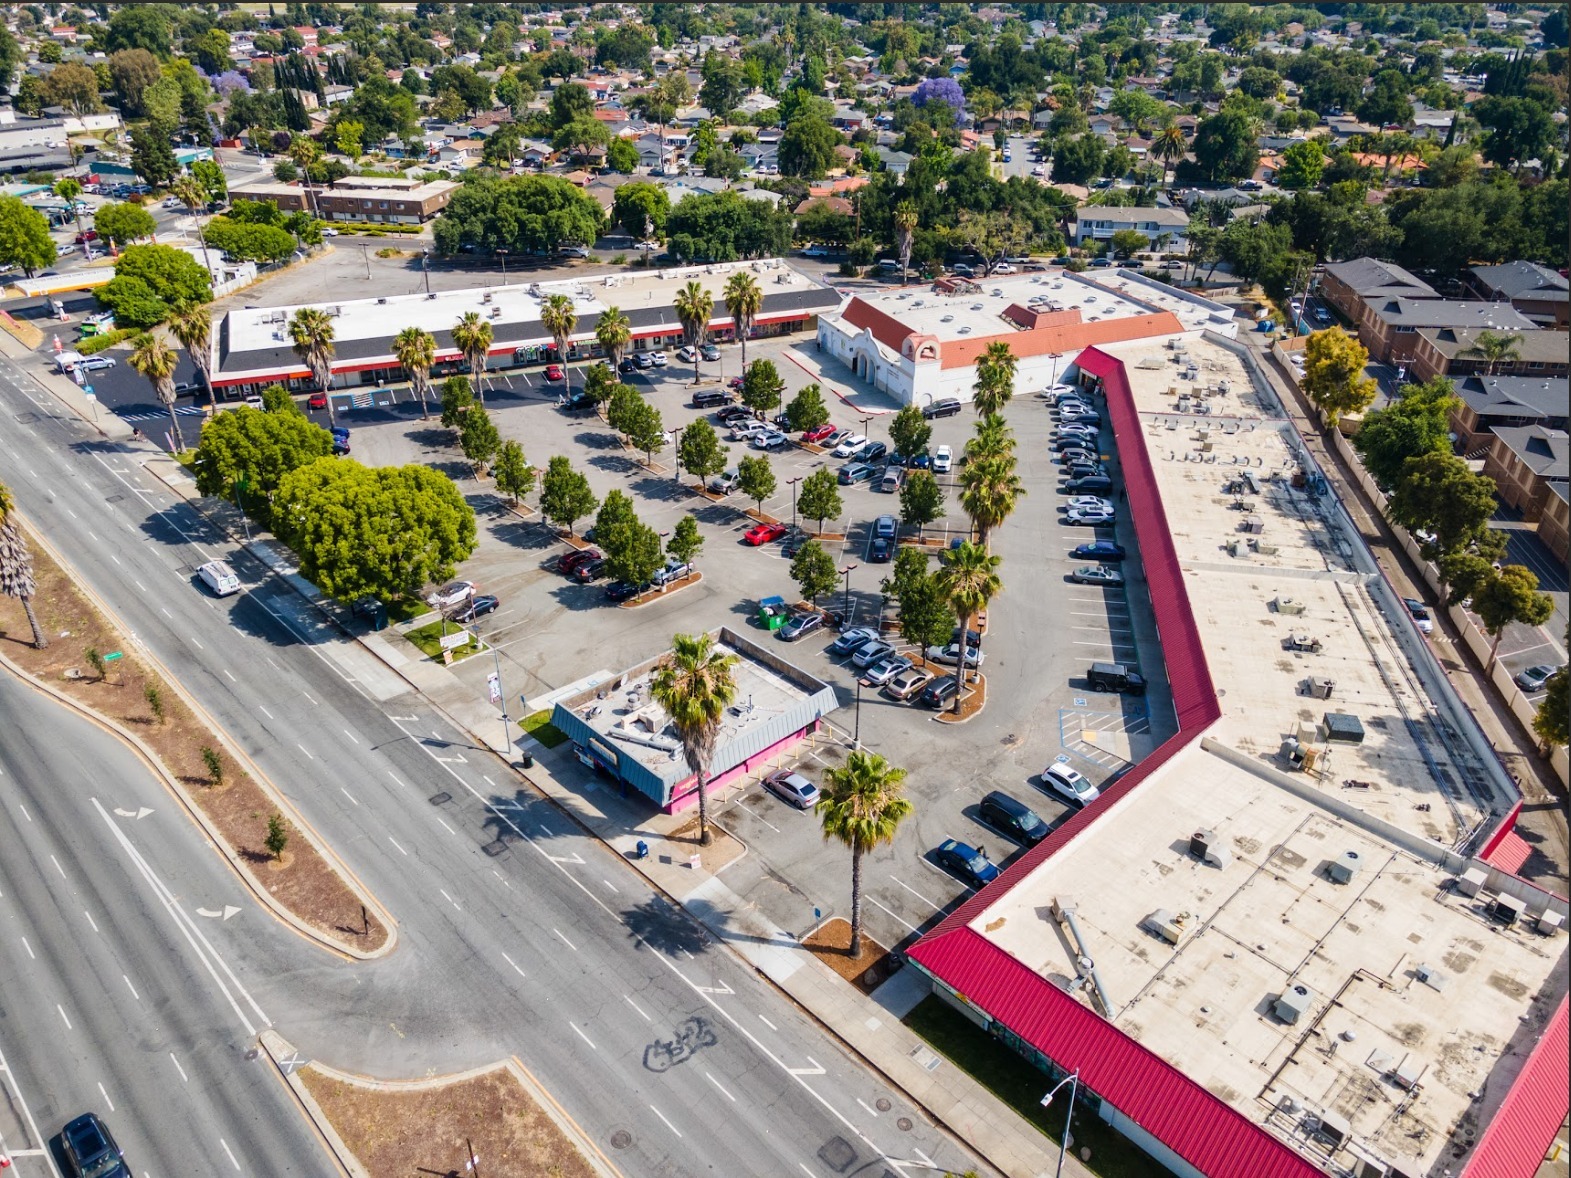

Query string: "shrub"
[[200, 745, 224, 786], [77, 327, 137, 354], [144, 682, 165, 723], [264, 813, 289, 859]]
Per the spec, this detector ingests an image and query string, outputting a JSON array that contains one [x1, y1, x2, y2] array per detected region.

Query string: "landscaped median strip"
[[0, 514, 394, 959]]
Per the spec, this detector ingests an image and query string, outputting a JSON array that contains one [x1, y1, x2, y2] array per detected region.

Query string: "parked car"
[[699, 343, 720, 362], [676, 345, 698, 362], [803, 423, 837, 444], [604, 579, 648, 602], [62, 1112, 129, 1178], [908, 452, 932, 470], [1071, 540, 1127, 562], [927, 642, 984, 667], [884, 666, 934, 701], [634, 352, 655, 369], [1041, 762, 1100, 808], [74, 229, 99, 245], [1066, 496, 1114, 513], [649, 351, 669, 367], [1070, 565, 1124, 586], [762, 769, 820, 809], [716, 404, 752, 424], [862, 655, 913, 686], [869, 537, 893, 563], [779, 612, 825, 642], [874, 514, 899, 539], [832, 433, 869, 458], [651, 559, 691, 587], [826, 627, 877, 657], [1065, 506, 1115, 526], [1064, 475, 1114, 495], [308, 390, 328, 410], [1402, 597, 1434, 634], [851, 640, 897, 669], [1065, 462, 1109, 481], [935, 839, 1000, 888], [922, 397, 963, 420], [557, 549, 601, 575], [858, 440, 888, 463], [933, 444, 954, 473], [76, 355, 117, 371], [978, 791, 1048, 846], [1515, 664, 1559, 693], [426, 580, 476, 608], [838, 462, 876, 485], [919, 675, 961, 708], [743, 522, 788, 546], [543, 364, 565, 382], [453, 594, 500, 621], [619, 358, 639, 374], [1087, 661, 1146, 695], [751, 430, 790, 451], [572, 556, 608, 583]]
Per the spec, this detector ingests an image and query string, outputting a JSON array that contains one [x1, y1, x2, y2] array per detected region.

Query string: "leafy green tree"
[[678, 419, 728, 484], [623, 398, 668, 464], [265, 814, 289, 861], [1534, 668, 1569, 750], [1276, 140, 1325, 190], [605, 136, 640, 174], [740, 359, 785, 419], [785, 384, 831, 433], [595, 489, 638, 540], [1357, 69, 1415, 128], [779, 115, 841, 180], [667, 515, 704, 569], [538, 455, 598, 534], [664, 189, 794, 263], [1110, 229, 1150, 259], [1473, 95, 1555, 174], [106, 5, 171, 56], [934, 541, 1003, 711], [130, 125, 179, 187], [141, 75, 182, 136], [612, 181, 671, 239], [1191, 108, 1260, 183], [1389, 452, 1498, 561], [605, 383, 642, 439], [1301, 327, 1378, 425], [42, 62, 103, 116], [549, 82, 595, 130], [433, 175, 604, 258], [815, 751, 913, 958], [790, 538, 839, 606], [899, 471, 945, 538], [1049, 134, 1105, 185], [493, 440, 536, 506], [261, 384, 301, 415], [1352, 378, 1458, 492], [1473, 566, 1555, 669], [0, 197, 57, 277], [460, 404, 502, 473], [605, 516, 665, 589], [582, 363, 620, 413], [649, 633, 738, 846], [108, 48, 163, 114], [439, 376, 474, 429], [737, 454, 777, 516], [192, 406, 333, 524], [553, 116, 611, 161], [896, 569, 953, 652], [93, 201, 158, 248], [201, 218, 298, 263], [797, 468, 843, 533], [888, 405, 932, 462], [273, 460, 478, 604]]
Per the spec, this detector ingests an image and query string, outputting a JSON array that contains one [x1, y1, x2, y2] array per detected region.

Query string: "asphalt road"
[[0, 357, 987, 1177]]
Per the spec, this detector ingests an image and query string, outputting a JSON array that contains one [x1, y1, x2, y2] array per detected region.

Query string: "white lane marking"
[[21, 937, 34, 960], [857, 1097, 879, 1118], [570, 1022, 596, 1050], [110, 554, 122, 566], [267, 657, 281, 670], [224, 668, 237, 681], [502, 952, 526, 978], [296, 743, 313, 759], [97, 1081, 114, 1111], [303, 691, 318, 706], [436, 816, 455, 835], [123, 975, 140, 1001], [60, 1006, 76, 1032], [134, 580, 147, 593], [733, 800, 781, 833], [84, 910, 100, 933], [219, 1137, 240, 1170], [891, 877, 944, 912], [759, 1015, 778, 1031], [191, 637, 203, 650], [258, 705, 273, 719], [601, 879, 620, 893], [439, 889, 461, 911], [340, 787, 359, 806], [553, 928, 578, 952], [649, 1105, 682, 1138], [18, 804, 30, 822], [624, 995, 651, 1022], [388, 836, 407, 857], [342, 729, 360, 745], [161, 607, 173, 619], [867, 897, 921, 934], [50, 855, 67, 879], [170, 1053, 188, 1082], [706, 1071, 737, 1102], [787, 1058, 825, 1077]]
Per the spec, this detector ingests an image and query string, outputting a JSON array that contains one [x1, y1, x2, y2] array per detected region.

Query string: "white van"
[[197, 560, 241, 597], [55, 351, 86, 372]]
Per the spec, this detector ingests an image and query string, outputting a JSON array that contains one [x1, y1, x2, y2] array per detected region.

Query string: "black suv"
[[978, 791, 1048, 846], [922, 397, 963, 420], [62, 1113, 129, 1178], [1088, 661, 1146, 695]]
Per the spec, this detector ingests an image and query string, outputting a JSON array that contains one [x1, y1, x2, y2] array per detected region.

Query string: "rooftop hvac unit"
[[1273, 982, 1315, 1024], [1142, 909, 1189, 946], [376, 297, 387, 305], [958, 326, 972, 334], [489, 307, 501, 318], [1327, 849, 1363, 884], [1489, 893, 1526, 926], [1537, 910, 1565, 937], [482, 291, 492, 303], [1315, 1110, 1351, 1149], [1413, 963, 1449, 992], [1456, 867, 1487, 897]]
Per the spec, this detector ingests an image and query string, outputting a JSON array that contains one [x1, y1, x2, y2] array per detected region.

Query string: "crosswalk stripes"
[[116, 406, 207, 422]]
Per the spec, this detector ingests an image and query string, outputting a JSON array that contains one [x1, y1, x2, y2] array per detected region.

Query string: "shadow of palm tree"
[[622, 895, 711, 957]]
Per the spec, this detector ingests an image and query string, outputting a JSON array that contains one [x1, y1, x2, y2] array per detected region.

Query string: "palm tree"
[[452, 311, 494, 404], [724, 271, 762, 372], [393, 326, 437, 419], [594, 304, 631, 372], [170, 174, 213, 275], [965, 413, 1015, 464], [53, 177, 85, 238], [934, 541, 1003, 713], [0, 480, 47, 649], [128, 332, 183, 450], [288, 307, 337, 424], [959, 454, 1026, 551], [649, 632, 738, 847], [972, 341, 1018, 417], [1151, 124, 1186, 186], [167, 304, 215, 414], [674, 280, 713, 385], [894, 205, 919, 285], [815, 751, 913, 959], [540, 293, 578, 397], [1463, 330, 1523, 376]]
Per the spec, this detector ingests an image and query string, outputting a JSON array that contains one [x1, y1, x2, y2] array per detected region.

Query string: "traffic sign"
[[102, 651, 123, 661]]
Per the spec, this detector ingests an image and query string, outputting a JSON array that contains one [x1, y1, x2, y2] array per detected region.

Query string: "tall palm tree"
[[934, 541, 1003, 713], [965, 413, 1015, 464], [170, 174, 214, 275], [673, 280, 713, 385], [724, 270, 762, 372], [128, 331, 183, 450], [167, 304, 214, 414], [972, 341, 1018, 417], [1151, 124, 1186, 186], [815, 751, 913, 959], [393, 326, 437, 419], [649, 632, 738, 848], [288, 307, 337, 424], [540, 293, 578, 397], [0, 480, 47, 649], [1463, 330, 1523, 376], [594, 304, 631, 372], [894, 205, 919, 286], [959, 454, 1026, 551], [452, 311, 494, 404]]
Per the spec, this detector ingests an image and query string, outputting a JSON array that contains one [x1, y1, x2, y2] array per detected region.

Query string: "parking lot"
[[328, 332, 1174, 954]]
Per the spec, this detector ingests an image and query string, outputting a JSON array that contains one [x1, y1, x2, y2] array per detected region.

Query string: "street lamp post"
[[858, 413, 875, 439], [496, 247, 508, 284], [484, 614, 512, 761], [1047, 351, 1064, 390], [840, 563, 857, 626], [422, 249, 432, 295], [852, 678, 863, 750], [1041, 1069, 1081, 1178], [787, 475, 803, 533], [671, 425, 685, 485]]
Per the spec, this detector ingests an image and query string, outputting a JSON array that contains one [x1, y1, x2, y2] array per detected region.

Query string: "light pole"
[[671, 424, 685, 485], [852, 678, 863, 750], [1041, 1069, 1080, 1178], [422, 249, 431, 294], [840, 563, 857, 625], [484, 613, 512, 761], [1047, 351, 1064, 390], [496, 247, 508, 284], [858, 413, 875, 439], [787, 475, 803, 533]]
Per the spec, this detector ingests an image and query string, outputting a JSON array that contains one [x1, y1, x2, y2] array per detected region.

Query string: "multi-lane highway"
[[0, 355, 985, 1176]]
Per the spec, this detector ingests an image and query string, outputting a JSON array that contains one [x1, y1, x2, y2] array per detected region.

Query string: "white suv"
[[1042, 763, 1099, 808], [933, 444, 954, 473]]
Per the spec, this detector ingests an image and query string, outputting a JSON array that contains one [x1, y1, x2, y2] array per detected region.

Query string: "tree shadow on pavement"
[[622, 895, 712, 957]]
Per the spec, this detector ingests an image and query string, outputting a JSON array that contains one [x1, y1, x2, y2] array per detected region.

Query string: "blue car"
[[62, 1113, 129, 1178], [1071, 540, 1126, 562], [936, 839, 1000, 888]]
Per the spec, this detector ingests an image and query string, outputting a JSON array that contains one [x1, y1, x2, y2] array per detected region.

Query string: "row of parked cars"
[[553, 545, 691, 602]]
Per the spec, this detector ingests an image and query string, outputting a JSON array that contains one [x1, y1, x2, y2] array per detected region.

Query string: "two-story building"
[[1482, 425, 1568, 525], [1407, 324, 1570, 383], [1319, 257, 1440, 331], [1069, 206, 1190, 252], [1447, 373, 1571, 454], [1355, 297, 1537, 366], [1466, 260, 1570, 329]]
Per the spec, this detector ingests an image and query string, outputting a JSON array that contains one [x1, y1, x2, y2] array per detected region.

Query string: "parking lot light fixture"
[[1041, 1068, 1080, 1178], [787, 476, 803, 532], [672, 425, 685, 484], [840, 563, 858, 624]]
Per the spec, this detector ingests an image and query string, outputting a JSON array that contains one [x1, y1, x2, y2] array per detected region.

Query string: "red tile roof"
[[938, 311, 1183, 370], [1462, 998, 1570, 1178]]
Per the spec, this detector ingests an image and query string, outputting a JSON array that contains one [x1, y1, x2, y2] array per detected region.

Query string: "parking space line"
[[890, 876, 944, 911], [732, 799, 781, 834], [867, 896, 921, 934]]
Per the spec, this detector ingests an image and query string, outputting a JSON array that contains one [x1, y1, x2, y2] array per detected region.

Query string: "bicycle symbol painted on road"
[[643, 1014, 718, 1073]]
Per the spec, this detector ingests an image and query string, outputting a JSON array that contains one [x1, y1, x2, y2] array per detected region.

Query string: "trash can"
[[521, 753, 534, 769]]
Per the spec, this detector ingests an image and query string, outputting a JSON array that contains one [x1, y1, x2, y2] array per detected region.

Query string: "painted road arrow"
[[693, 979, 734, 996], [787, 1057, 825, 1076], [112, 807, 155, 819], [196, 906, 242, 921]]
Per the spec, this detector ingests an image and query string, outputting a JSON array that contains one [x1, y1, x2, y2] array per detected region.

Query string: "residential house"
[[1408, 325, 1571, 384], [1324, 115, 1379, 144], [1482, 425, 1569, 521], [323, 84, 354, 106], [1356, 297, 1537, 365], [1447, 373, 1570, 453], [1320, 257, 1440, 330], [875, 147, 913, 177], [1466, 261, 1570, 329], [794, 196, 854, 217], [1070, 206, 1190, 251]]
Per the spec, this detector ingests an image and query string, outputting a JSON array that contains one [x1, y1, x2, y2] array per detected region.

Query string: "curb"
[[617, 570, 703, 609], [9, 515, 397, 962], [258, 1030, 363, 1178]]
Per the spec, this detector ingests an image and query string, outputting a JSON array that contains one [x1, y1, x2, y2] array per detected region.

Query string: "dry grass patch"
[[299, 1063, 598, 1178], [0, 523, 388, 953], [934, 672, 987, 724], [803, 917, 892, 988]]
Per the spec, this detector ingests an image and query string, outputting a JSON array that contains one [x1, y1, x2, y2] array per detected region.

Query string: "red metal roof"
[[1463, 998, 1570, 1178], [1483, 830, 1534, 876]]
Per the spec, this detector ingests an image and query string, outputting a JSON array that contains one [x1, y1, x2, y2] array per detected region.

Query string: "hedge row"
[[76, 327, 137, 354]]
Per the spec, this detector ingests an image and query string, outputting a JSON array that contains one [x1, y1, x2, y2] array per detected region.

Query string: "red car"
[[308, 390, 327, 410], [743, 522, 788, 546], [556, 547, 602, 574], [544, 364, 565, 382], [802, 423, 837, 444], [75, 230, 99, 244], [727, 376, 745, 391]]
